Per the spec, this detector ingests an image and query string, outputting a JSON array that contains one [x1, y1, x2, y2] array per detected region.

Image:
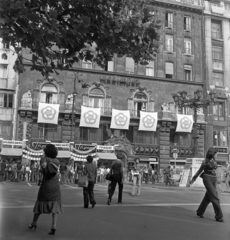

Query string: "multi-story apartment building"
[[203, 0, 230, 164], [16, 0, 206, 170], [0, 40, 18, 141]]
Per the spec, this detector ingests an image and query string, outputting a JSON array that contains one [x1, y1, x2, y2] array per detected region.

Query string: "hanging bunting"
[[38, 102, 60, 124], [138, 111, 158, 131], [80, 106, 101, 128], [110, 109, 130, 130], [176, 114, 194, 133]]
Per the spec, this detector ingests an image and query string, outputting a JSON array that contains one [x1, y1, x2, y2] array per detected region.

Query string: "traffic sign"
[[172, 148, 179, 154], [173, 153, 178, 159]]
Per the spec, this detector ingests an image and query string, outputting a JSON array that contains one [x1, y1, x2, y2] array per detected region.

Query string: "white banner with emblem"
[[176, 114, 194, 133], [80, 106, 101, 128], [138, 111, 158, 131], [110, 109, 130, 130], [38, 103, 60, 124]]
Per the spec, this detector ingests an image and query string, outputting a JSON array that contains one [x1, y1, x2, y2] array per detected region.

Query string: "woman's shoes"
[[107, 199, 111, 205], [197, 213, 204, 218], [216, 218, 224, 222], [28, 223, 37, 230], [48, 228, 56, 235]]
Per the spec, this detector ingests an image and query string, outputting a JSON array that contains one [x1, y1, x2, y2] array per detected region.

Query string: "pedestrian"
[[224, 162, 230, 193], [107, 158, 124, 205], [131, 158, 142, 196], [83, 156, 97, 208], [163, 166, 171, 185], [16, 161, 22, 182], [0, 159, 6, 182], [190, 147, 223, 222], [11, 162, 17, 182], [25, 164, 31, 182], [28, 144, 63, 235]]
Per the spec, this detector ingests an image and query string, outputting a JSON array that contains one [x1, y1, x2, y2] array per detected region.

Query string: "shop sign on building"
[[213, 146, 228, 154], [75, 144, 96, 151], [135, 145, 159, 155]]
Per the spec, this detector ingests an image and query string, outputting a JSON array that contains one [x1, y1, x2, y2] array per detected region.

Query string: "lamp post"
[[172, 89, 216, 157], [70, 76, 77, 142]]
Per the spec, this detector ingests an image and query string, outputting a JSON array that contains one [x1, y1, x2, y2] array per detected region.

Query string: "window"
[[165, 35, 173, 52], [0, 40, 9, 49], [33, 123, 61, 140], [213, 130, 227, 147], [107, 61, 114, 72], [213, 102, 225, 120], [125, 57, 135, 74], [211, 21, 222, 39], [165, 12, 173, 28], [184, 38, 191, 55], [89, 88, 105, 114], [146, 61, 154, 76], [40, 84, 58, 104], [184, 65, 192, 81], [0, 121, 11, 138], [170, 130, 191, 146], [0, 93, 13, 108], [184, 16, 191, 31], [213, 72, 224, 87], [0, 65, 7, 78], [165, 62, 174, 79], [212, 46, 223, 70], [82, 61, 92, 69], [133, 92, 148, 117], [126, 126, 158, 145]]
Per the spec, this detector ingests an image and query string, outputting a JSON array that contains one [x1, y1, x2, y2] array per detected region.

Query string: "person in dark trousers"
[[83, 156, 97, 208], [28, 144, 63, 235], [190, 147, 223, 222], [107, 159, 124, 205]]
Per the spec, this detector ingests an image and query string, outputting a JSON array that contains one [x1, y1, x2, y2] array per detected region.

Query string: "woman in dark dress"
[[28, 144, 63, 235], [190, 147, 223, 222]]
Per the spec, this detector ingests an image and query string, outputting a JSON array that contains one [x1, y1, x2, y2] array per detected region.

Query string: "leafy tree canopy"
[[0, 0, 161, 76]]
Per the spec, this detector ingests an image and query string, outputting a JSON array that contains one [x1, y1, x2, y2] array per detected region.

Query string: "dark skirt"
[[33, 174, 63, 214]]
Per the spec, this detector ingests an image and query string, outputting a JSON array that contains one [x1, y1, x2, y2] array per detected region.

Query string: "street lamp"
[[172, 89, 216, 156], [70, 76, 78, 142]]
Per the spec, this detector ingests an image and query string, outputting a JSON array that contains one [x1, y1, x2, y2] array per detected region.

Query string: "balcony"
[[183, 48, 192, 55], [165, 45, 173, 52]]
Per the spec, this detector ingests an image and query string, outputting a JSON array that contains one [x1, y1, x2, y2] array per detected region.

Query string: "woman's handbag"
[[78, 174, 88, 187], [105, 172, 112, 181]]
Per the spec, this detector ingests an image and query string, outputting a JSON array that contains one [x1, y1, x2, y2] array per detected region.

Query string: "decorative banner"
[[110, 109, 130, 130], [138, 111, 158, 131], [38, 103, 60, 124], [80, 106, 101, 128], [176, 114, 194, 133]]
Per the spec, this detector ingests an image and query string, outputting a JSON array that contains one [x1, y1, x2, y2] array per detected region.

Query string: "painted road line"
[[27, 183, 32, 187], [1, 203, 230, 209], [64, 184, 79, 189]]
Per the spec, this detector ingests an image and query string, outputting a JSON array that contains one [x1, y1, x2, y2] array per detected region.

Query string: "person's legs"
[[32, 213, 40, 224], [108, 179, 117, 202], [83, 186, 89, 208], [131, 176, 137, 195], [137, 174, 142, 195], [196, 191, 211, 216], [88, 181, 96, 205], [118, 180, 123, 203], [203, 178, 223, 220], [51, 213, 58, 229]]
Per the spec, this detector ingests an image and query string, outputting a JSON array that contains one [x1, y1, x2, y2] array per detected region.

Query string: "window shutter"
[[104, 98, 111, 115], [82, 95, 88, 106], [166, 62, 174, 75]]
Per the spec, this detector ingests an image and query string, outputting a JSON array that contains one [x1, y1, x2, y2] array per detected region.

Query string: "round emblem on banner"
[[180, 117, 192, 129], [143, 115, 155, 128], [84, 110, 98, 124], [41, 106, 57, 120], [114, 113, 127, 126]]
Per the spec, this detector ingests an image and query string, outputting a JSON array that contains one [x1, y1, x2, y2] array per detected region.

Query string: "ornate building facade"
[[16, 0, 207, 169]]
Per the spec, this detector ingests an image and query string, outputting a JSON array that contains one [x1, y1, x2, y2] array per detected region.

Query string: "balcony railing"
[[184, 48, 192, 55], [211, 31, 222, 39], [212, 59, 223, 70], [165, 45, 173, 52], [165, 21, 173, 28]]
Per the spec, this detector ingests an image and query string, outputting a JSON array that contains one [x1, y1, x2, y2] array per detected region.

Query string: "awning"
[[0, 148, 23, 157], [57, 151, 71, 158], [97, 152, 117, 160]]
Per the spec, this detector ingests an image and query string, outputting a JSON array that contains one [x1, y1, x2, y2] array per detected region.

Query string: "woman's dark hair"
[[206, 148, 217, 160], [86, 156, 93, 163], [44, 144, 58, 159]]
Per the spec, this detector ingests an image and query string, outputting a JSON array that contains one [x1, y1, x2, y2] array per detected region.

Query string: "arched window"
[[133, 92, 148, 117], [88, 86, 105, 113], [40, 83, 58, 104]]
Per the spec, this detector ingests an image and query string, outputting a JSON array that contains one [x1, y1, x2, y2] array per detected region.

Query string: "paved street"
[[0, 181, 229, 240]]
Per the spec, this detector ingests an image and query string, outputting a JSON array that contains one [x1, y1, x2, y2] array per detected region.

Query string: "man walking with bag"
[[83, 156, 97, 209]]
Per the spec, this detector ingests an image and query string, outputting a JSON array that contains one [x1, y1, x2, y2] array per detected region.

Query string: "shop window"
[[213, 130, 227, 147], [0, 121, 11, 138], [126, 126, 158, 145], [165, 35, 173, 52], [211, 21, 222, 39], [170, 129, 191, 146], [184, 38, 191, 55], [184, 65, 192, 81], [213, 102, 225, 120], [40, 83, 58, 104], [0, 93, 13, 108], [32, 123, 61, 140]]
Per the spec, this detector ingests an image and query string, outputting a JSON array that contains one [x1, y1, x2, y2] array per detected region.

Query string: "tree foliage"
[[0, 0, 161, 76]]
